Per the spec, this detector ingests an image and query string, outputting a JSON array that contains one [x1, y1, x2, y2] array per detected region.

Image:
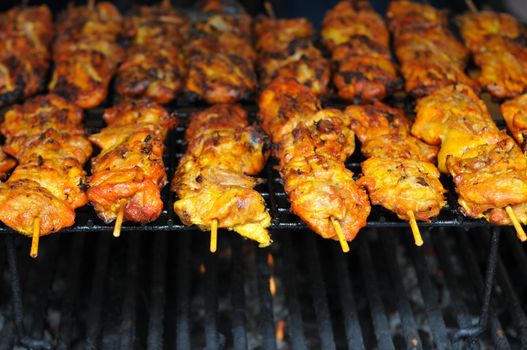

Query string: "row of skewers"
[[2, 0, 527, 257]]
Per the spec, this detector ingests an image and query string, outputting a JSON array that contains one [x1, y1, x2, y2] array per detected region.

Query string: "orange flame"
[[267, 253, 275, 270], [269, 276, 276, 296], [276, 320, 286, 341], [199, 263, 206, 274]]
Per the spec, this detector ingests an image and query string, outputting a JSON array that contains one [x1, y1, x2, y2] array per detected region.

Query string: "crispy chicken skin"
[[458, 11, 527, 98], [116, 5, 188, 103], [259, 77, 370, 241], [501, 94, 527, 151], [0, 95, 90, 236], [49, 2, 124, 109], [387, 1, 476, 97], [88, 100, 177, 224], [184, 0, 256, 103], [322, 1, 399, 102], [414, 84, 527, 225], [173, 104, 271, 246], [254, 17, 330, 96], [0, 148, 16, 180], [0, 5, 53, 107], [345, 102, 445, 221]]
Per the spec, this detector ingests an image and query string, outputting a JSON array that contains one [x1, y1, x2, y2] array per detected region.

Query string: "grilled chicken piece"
[[0, 5, 53, 107], [414, 84, 527, 225], [49, 2, 123, 109], [173, 104, 271, 246], [0, 148, 16, 180], [458, 11, 527, 98], [501, 94, 527, 151], [259, 77, 370, 242], [254, 17, 330, 96], [184, 1, 256, 103], [387, 0, 476, 97], [345, 102, 445, 221], [116, 5, 188, 103], [357, 157, 445, 221], [322, 1, 399, 101], [0, 95, 91, 236], [88, 100, 177, 224]]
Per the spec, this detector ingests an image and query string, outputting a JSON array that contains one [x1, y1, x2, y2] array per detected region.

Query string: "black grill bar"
[[256, 248, 277, 350], [147, 233, 167, 350], [229, 238, 248, 350], [175, 232, 191, 350], [381, 234, 423, 350], [359, 234, 395, 350], [204, 250, 219, 350], [84, 234, 112, 350], [407, 233, 452, 350]]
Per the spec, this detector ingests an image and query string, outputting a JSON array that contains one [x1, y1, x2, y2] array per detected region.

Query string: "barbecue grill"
[[1, 1, 527, 349]]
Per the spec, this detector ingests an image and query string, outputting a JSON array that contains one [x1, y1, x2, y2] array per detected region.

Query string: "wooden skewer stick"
[[331, 217, 350, 253], [505, 206, 527, 242], [264, 1, 276, 19], [407, 211, 423, 246], [161, 0, 171, 9], [30, 218, 41, 258], [464, 0, 478, 13], [88, 0, 95, 11], [210, 219, 218, 253], [113, 205, 124, 238]]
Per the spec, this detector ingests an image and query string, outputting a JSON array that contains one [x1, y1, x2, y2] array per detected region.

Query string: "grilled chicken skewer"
[[49, 2, 124, 109], [0, 95, 92, 257], [387, 0, 477, 97], [0, 5, 53, 107], [183, 0, 257, 104], [345, 102, 446, 245], [413, 84, 527, 240], [172, 104, 271, 248], [254, 16, 330, 96], [87, 100, 177, 235], [0, 148, 16, 180], [322, 0, 400, 102], [458, 11, 527, 99], [501, 94, 527, 152], [116, 4, 188, 104], [259, 77, 370, 249]]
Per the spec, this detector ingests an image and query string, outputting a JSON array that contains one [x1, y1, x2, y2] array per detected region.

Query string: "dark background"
[[0, 0, 510, 28]]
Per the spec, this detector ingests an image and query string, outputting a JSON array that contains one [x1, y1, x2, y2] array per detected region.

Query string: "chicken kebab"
[[413, 84, 527, 241], [501, 94, 527, 152], [49, 2, 124, 109], [0, 95, 92, 257], [387, 0, 477, 97], [458, 10, 527, 99], [184, 0, 257, 104], [253, 15, 330, 96], [172, 104, 271, 251], [88, 99, 178, 237], [116, 2, 189, 104], [322, 0, 400, 102], [259, 77, 370, 252], [0, 148, 16, 180], [345, 103, 445, 245], [0, 5, 53, 107]]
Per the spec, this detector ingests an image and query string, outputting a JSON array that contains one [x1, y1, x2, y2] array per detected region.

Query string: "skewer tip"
[[264, 1, 276, 19], [210, 219, 218, 253], [407, 211, 423, 247], [30, 217, 41, 258], [331, 217, 350, 253], [113, 205, 125, 238], [505, 206, 527, 242], [464, 0, 478, 13]]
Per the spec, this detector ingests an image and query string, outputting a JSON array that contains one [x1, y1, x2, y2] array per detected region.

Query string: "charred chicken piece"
[[172, 104, 271, 247], [501, 93, 527, 151]]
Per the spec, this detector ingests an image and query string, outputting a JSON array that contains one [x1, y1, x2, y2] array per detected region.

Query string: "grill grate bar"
[[84, 234, 112, 350], [279, 232, 308, 350], [147, 233, 168, 350], [381, 233, 423, 350], [229, 238, 248, 350], [305, 234, 337, 350], [118, 234, 141, 350], [57, 235, 85, 350], [204, 251, 219, 350], [175, 233, 192, 350], [359, 234, 395, 350], [407, 234, 452, 350], [332, 245, 365, 350], [256, 248, 277, 350], [456, 233, 510, 349]]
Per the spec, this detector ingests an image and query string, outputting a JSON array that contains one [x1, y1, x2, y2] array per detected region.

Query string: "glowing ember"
[[269, 276, 277, 296], [267, 253, 275, 270], [276, 320, 286, 341], [199, 263, 206, 274]]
